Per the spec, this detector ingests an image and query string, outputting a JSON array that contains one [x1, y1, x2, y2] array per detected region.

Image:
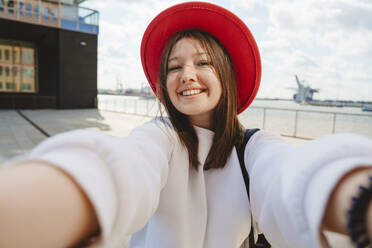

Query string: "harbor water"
[[97, 95, 372, 139]]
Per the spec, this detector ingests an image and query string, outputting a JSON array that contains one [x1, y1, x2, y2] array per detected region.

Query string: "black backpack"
[[236, 129, 272, 248]]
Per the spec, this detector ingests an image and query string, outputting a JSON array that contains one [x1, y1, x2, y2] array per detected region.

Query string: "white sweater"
[[12, 118, 372, 248]]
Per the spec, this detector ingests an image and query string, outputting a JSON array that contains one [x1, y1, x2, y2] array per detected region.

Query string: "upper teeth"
[[181, 89, 202, 96]]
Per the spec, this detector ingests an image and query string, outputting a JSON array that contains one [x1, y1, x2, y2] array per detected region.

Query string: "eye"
[[168, 65, 182, 72], [197, 60, 211, 67]]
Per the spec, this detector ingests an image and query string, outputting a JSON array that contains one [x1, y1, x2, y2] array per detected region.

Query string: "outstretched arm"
[[0, 119, 173, 247], [0, 162, 99, 248], [245, 131, 372, 248]]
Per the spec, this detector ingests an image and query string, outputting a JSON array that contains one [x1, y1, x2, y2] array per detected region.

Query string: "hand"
[[0, 162, 99, 248]]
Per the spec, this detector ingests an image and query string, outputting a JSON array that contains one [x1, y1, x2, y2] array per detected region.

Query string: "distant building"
[[0, 0, 99, 108]]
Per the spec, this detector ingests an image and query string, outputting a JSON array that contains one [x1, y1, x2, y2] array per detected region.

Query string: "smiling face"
[[166, 38, 222, 129]]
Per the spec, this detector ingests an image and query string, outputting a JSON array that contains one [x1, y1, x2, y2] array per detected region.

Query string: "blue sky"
[[82, 0, 372, 101]]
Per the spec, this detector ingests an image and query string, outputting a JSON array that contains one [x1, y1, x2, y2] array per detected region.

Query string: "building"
[[0, 0, 99, 108]]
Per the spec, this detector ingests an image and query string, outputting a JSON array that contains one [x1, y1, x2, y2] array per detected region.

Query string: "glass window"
[[7, 0, 14, 14], [22, 83, 31, 90], [5, 49, 9, 60], [34, 5, 39, 18], [19, 1, 24, 15], [27, 68, 32, 78], [6, 82, 14, 90], [27, 51, 31, 63], [25, 3, 31, 17], [0, 0, 4, 12], [0, 39, 37, 93], [44, 7, 49, 20], [21, 51, 26, 63], [12, 66, 17, 76], [51, 8, 57, 22]]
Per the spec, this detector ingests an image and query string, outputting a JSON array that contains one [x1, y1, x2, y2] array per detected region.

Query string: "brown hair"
[[158, 29, 244, 170]]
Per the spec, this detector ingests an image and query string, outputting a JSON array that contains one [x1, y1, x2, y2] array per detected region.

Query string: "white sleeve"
[[7, 119, 174, 246], [244, 131, 372, 248]]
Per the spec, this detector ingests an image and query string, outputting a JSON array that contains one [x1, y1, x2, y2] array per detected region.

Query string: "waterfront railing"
[[97, 96, 372, 140]]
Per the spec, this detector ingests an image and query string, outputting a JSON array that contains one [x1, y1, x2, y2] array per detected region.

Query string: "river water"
[[97, 95, 372, 139]]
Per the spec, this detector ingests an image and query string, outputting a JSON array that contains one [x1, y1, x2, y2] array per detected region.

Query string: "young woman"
[[1, 2, 372, 248]]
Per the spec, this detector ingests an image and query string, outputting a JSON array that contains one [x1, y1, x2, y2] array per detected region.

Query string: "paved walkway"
[[0, 109, 352, 247], [0, 109, 151, 162], [0, 109, 308, 162]]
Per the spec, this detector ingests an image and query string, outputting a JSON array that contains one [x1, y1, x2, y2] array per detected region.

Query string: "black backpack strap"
[[237, 128, 260, 199], [237, 129, 271, 248]]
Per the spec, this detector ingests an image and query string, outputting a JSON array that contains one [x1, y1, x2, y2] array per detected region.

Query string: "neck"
[[189, 113, 213, 130]]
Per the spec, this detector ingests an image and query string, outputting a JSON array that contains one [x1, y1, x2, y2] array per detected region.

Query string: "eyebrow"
[[168, 52, 209, 63]]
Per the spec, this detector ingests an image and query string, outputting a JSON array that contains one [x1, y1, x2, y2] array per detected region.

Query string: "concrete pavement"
[[0, 109, 308, 162], [0, 109, 152, 162]]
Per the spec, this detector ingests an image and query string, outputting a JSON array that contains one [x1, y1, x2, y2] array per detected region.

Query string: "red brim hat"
[[141, 1, 261, 114]]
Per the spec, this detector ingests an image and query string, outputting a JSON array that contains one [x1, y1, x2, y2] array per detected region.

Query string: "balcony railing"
[[0, 0, 99, 34]]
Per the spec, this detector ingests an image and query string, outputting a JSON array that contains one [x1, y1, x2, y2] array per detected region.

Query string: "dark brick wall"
[[57, 29, 97, 108]]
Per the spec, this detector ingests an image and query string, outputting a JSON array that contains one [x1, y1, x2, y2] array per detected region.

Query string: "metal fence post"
[[332, 113, 336, 134], [294, 110, 298, 137], [262, 108, 266, 130], [134, 99, 137, 114], [146, 99, 149, 116]]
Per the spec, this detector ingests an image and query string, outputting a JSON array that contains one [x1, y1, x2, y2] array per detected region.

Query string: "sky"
[[81, 0, 372, 101]]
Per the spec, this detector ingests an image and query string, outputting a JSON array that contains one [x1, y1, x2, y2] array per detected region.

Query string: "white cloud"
[[82, 0, 372, 101]]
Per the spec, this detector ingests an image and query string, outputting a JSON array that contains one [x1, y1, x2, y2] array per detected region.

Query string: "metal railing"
[[0, 0, 99, 34], [97, 96, 372, 140], [243, 106, 372, 139]]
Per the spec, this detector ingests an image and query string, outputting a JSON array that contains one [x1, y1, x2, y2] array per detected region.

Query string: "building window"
[[7, 0, 14, 14], [51, 8, 57, 22], [34, 5, 39, 18], [5, 49, 9, 60], [6, 82, 14, 90], [21, 83, 31, 90], [18, 1, 24, 15], [26, 3, 32, 17], [0, 39, 37, 93], [27, 52, 31, 63], [44, 7, 49, 20], [12, 66, 17, 76], [0, 0, 4, 12]]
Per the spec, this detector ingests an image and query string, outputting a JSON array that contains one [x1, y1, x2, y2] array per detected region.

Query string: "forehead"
[[169, 38, 207, 57]]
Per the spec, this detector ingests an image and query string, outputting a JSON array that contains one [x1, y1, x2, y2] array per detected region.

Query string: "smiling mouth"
[[180, 89, 205, 96]]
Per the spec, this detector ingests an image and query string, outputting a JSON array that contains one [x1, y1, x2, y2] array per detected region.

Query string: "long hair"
[[158, 29, 244, 170]]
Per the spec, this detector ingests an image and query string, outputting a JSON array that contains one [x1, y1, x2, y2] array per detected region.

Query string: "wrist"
[[367, 200, 372, 241], [347, 175, 372, 248]]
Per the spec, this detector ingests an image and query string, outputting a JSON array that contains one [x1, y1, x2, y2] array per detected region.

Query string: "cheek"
[[166, 75, 178, 94], [166, 79, 177, 104]]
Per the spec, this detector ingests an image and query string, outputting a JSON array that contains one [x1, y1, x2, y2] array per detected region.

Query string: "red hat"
[[141, 1, 261, 114]]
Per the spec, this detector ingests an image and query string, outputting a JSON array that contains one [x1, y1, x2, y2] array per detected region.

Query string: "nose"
[[181, 65, 197, 84]]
